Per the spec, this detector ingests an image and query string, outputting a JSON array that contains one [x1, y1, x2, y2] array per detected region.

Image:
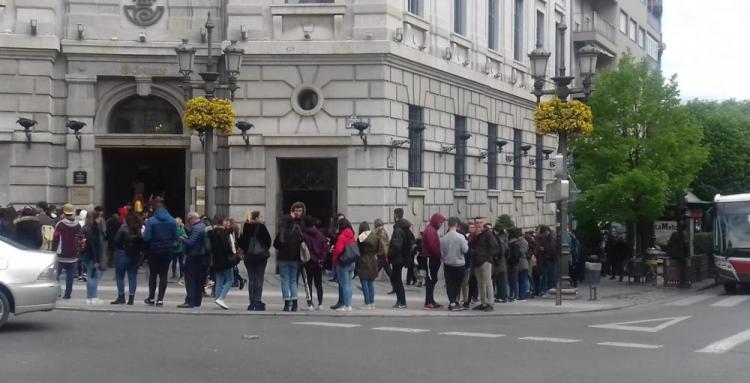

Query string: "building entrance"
[[102, 148, 186, 218], [278, 158, 337, 230]]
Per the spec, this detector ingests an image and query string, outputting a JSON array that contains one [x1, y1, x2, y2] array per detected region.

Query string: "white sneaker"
[[336, 306, 348, 312], [85, 299, 91, 305], [91, 298, 102, 305], [345, 305, 352, 312], [370, 304, 376, 310], [215, 299, 229, 310], [307, 304, 315, 311], [314, 305, 322, 311]]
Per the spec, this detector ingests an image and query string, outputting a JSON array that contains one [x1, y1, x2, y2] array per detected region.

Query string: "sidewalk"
[[55, 268, 716, 318]]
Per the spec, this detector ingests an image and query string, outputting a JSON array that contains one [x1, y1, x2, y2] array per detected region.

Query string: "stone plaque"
[[73, 171, 87, 185], [70, 187, 91, 205]]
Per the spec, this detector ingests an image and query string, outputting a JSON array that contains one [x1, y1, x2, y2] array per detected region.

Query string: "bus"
[[713, 193, 750, 293]]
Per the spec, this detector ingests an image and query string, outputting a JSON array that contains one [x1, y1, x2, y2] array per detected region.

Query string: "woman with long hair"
[[301, 215, 328, 310], [357, 221, 385, 310], [332, 218, 356, 311], [228, 218, 246, 290], [81, 211, 103, 304], [111, 213, 144, 305], [237, 211, 272, 311], [208, 214, 237, 310]]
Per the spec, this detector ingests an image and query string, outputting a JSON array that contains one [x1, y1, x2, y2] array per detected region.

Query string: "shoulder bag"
[[338, 242, 360, 266], [246, 224, 270, 261]]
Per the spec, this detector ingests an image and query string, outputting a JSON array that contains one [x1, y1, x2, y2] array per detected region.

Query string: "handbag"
[[246, 224, 270, 261], [228, 233, 241, 266], [300, 241, 311, 264], [338, 242, 360, 265]]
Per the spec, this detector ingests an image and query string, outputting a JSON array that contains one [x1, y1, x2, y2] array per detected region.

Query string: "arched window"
[[109, 96, 182, 134]]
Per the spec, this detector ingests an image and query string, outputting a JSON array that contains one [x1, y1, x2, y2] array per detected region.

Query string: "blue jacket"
[[182, 221, 207, 259], [143, 208, 178, 255]]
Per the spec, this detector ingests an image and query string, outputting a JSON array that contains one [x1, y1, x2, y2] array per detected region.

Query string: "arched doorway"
[[102, 95, 186, 218]]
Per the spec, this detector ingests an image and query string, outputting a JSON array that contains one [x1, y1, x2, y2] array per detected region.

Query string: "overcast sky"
[[661, 0, 750, 101]]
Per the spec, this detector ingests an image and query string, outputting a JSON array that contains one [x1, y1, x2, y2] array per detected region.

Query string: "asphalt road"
[[1, 285, 749, 383]]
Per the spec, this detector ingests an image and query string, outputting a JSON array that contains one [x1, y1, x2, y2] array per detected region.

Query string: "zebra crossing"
[[664, 293, 750, 308]]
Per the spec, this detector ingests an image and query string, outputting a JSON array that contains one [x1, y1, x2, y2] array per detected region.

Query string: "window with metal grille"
[[513, 0, 524, 60], [536, 134, 544, 191], [408, 105, 424, 187], [488, 0, 499, 50], [513, 128, 522, 190], [488, 123, 499, 190], [455, 116, 467, 189]]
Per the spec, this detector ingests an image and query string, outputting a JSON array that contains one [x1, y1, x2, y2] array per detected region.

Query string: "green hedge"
[[694, 232, 713, 256]]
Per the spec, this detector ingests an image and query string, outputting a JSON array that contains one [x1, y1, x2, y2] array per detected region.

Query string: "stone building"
[[0, 0, 591, 232]]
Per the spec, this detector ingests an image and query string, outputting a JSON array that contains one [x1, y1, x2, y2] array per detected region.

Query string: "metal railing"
[[572, 12, 616, 44]]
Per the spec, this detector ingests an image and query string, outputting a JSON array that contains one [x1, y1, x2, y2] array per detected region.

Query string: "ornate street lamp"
[[528, 23, 598, 306], [174, 12, 244, 218], [66, 120, 86, 151]]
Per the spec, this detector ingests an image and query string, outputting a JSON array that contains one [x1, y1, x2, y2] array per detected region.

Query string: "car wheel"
[[724, 282, 738, 294], [0, 290, 9, 329]]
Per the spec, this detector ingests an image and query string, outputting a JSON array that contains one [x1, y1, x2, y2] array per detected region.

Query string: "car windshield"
[[0, 234, 36, 251], [717, 202, 750, 257]]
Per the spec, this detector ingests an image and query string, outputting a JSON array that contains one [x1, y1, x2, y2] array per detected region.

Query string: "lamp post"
[[174, 12, 244, 219], [528, 23, 598, 306]]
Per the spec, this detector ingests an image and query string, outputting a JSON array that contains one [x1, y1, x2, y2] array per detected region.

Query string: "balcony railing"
[[572, 12, 616, 44]]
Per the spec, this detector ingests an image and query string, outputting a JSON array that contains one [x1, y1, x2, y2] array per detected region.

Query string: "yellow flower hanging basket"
[[533, 99, 593, 136], [183, 96, 236, 135]]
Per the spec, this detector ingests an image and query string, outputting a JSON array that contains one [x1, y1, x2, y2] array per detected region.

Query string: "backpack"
[[41, 225, 54, 251]]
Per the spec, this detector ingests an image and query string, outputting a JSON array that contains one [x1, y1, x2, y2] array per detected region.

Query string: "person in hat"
[[52, 204, 83, 299]]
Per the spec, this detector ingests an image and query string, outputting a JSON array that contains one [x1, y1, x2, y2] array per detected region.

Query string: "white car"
[[0, 236, 59, 329]]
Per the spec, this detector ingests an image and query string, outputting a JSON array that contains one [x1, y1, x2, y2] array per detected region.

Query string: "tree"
[[494, 214, 515, 231], [571, 55, 708, 252], [686, 100, 750, 201]]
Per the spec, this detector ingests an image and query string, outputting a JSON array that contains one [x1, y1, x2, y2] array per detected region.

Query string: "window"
[[513, 0, 524, 61], [408, 105, 424, 187], [488, 123, 499, 190], [110, 96, 182, 134], [453, 0, 466, 35], [455, 116, 467, 189], [638, 27, 646, 48], [407, 0, 423, 16], [488, 0, 499, 50], [535, 134, 544, 191], [619, 11, 628, 34], [629, 19, 637, 41], [535, 11, 545, 48], [646, 34, 659, 59], [513, 128, 522, 190]]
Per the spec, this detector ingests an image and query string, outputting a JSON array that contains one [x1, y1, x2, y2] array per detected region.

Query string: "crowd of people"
[[0, 199, 578, 313]]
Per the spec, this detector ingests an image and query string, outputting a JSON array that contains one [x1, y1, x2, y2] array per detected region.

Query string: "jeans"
[[390, 262, 406, 306], [424, 257, 441, 305], [278, 260, 299, 301], [85, 260, 101, 299], [507, 266, 518, 300], [303, 262, 324, 305], [336, 262, 355, 306], [214, 267, 234, 300], [444, 265, 465, 305], [184, 256, 206, 307], [543, 260, 557, 294], [147, 252, 171, 301], [494, 270, 508, 301], [244, 259, 267, 303], [360, 278, 375, 305], [56, 261, 76, 298], [171, 251, 184, 278], [518, 270, 530, 299], [115, 250, 138, 296], [474, 262, 493, 306]]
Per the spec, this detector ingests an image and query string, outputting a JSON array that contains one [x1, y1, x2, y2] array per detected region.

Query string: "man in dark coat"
[[14, 207, 43, 249], [388, 208, 414, 309], [471, 220, 500, 311]]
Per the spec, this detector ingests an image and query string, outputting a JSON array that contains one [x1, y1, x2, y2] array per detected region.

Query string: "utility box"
[[585, 261, 602, 300]]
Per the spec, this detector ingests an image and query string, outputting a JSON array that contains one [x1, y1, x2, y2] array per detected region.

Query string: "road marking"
[[666, 294, 718, 306], [291, 322, 361, 328], [440, 332, 506, 338], [709, 296, 750, 307], [696, 329, 750, 354], [597, 342, 663, 349], [372, 327, 430, 333], [518, 336, 581, 343], [588, 316, 691, 333]]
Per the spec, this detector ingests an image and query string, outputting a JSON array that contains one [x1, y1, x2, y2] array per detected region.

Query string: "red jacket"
[[332, 227, 355, 266], [422, 213, 445, 258]]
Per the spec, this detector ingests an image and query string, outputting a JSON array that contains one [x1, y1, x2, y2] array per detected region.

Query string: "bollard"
[[585, 255, 602, 300]]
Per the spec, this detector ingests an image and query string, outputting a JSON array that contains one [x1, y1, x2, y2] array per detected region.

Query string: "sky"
[[661, 0, 750, 101]]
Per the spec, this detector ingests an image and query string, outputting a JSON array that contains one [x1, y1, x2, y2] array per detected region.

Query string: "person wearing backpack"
[[52, 204, 82, 299], [301, 215, 327, 311], [111, 212, 144, 305], [238, 211, 272, 311], [142, 198, 178, 306], [388, 208, 414, 309]]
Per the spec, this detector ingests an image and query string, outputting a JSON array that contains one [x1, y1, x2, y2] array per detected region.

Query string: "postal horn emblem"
[[124, 0, 165, 27]]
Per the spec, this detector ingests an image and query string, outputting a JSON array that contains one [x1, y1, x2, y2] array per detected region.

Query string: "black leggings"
[[390, 262, 406, 306], [425, 257, 441, 305], [444, 265, 465, 305], [148, 253, 170, 301], [303, 262, 324, 305]]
